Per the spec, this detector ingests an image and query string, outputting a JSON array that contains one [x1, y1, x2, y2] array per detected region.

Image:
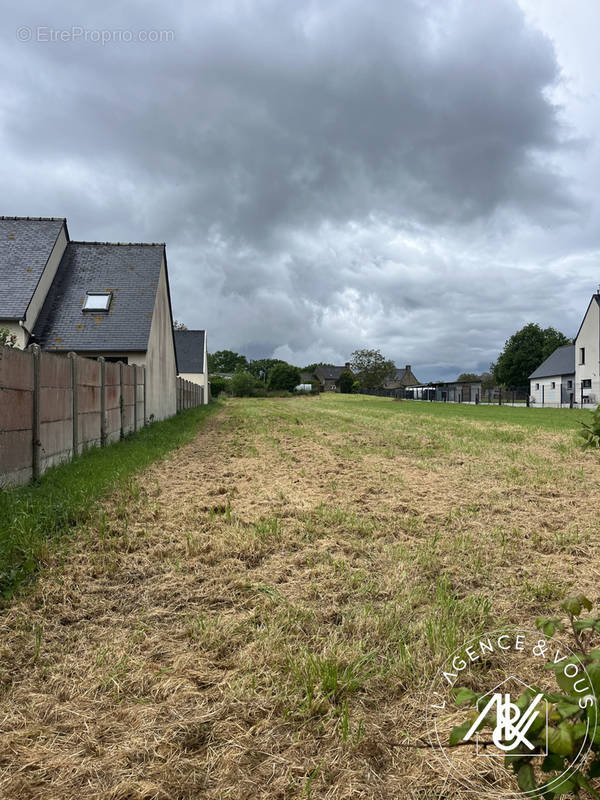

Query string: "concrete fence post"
[[99, 357, 107, 447], [68, 352, 78, 457], [143, 366, 147, 426], [133, 365, 138, 431], [119, 361, 125, 439], [30, 344, 41, 480]]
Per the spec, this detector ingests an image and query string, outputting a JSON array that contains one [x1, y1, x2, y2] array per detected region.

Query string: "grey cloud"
[[0, 0, 595, 378]]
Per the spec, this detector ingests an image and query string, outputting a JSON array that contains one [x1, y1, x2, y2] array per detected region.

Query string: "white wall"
[[179, 372, 207, 402], [145, 257, 177, 420], [529, 375, 574, 405], [575, 297, 600, 403]]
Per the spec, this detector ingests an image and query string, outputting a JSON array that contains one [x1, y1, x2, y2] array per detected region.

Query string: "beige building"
[[1, 216, 178, 421], [174, 330, 209, 404]]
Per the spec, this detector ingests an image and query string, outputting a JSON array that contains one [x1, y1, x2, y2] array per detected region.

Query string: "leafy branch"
[[449, 593, 600, 799]]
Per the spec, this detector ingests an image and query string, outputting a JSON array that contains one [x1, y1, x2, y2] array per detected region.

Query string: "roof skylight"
[[83, 292, 112, 312]]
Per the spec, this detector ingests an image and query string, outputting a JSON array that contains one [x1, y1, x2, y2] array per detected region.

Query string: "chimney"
[[345, 362, 351, 370], [405, 365, 411, 371]]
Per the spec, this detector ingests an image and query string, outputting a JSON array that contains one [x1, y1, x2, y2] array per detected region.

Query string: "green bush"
[[268, 363, 301, 392], [231, 371, 260, 397], [209, 375, 230, 397]]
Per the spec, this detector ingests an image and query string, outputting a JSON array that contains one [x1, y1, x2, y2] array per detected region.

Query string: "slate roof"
[[33, 242, 165, 351], [0, 217, 66, 319], [174, 330, 206, 373], [529, 344, 575, 380], [314, 365, 346, 381]]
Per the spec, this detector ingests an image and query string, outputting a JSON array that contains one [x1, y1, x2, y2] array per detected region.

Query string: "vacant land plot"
[[0, 395, 598, 799]]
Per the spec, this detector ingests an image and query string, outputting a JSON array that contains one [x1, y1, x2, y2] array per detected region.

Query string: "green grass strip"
[[0, 401, 221, 599]]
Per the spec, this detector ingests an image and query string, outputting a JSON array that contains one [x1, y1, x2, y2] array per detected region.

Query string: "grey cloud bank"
[[1, 0, 599, 380]]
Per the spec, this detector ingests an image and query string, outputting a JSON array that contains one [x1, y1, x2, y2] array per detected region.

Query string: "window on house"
[[567, 380, 573, 389], [582, 379, 592, 388], [83, 292, 112, 311], [535, 383, 540, 390], [551, 381, 556, 389], [580, 347, 586, 365]]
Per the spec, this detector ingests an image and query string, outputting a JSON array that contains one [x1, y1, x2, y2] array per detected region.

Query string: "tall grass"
[[0, 402, 219, 599]]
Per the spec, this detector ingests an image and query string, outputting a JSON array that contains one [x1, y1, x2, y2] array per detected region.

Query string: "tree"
[[479, 371, 495, 391], [350, 349, 396, 390], [208, 350, 248, 373], [268, 363, 301, 392], [492, 324, 571, 387], [338, 370, 354, 393], [248, 358, 287, 382], [172, 320, 188, 330], [457, 373, 480, 382], [302, 362, 334, 373]]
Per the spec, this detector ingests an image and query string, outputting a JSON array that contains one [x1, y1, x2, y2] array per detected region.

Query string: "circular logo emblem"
[[426, 628, 597, 798]]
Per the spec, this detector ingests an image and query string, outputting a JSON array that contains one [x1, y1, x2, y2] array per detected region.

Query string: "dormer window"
[[83, 292, 112, 311]]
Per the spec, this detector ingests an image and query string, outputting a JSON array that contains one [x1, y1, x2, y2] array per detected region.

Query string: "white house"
[[528, 291, 600, 407], [574, 293, 600, 405], [173, 330, 209, 404], [529, 345, 575, 406]]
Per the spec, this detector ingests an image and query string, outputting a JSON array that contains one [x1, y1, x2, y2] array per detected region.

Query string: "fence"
[[404, 385, 531, 405], [360, 387, 405, 399], [530, 379, 600, 409], [176, 377, 204, 411], [0, 344, 204, 487]]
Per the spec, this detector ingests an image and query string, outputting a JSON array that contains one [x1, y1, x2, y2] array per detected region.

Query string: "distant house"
[[528, 291, 600, 407], [0, 216, 178, 420], [383, 364, 420, 390], [174, 330, 209, 404], [529, 345, 575, 406], [313, 364, 349, 392], [310, 361, 421, 392]]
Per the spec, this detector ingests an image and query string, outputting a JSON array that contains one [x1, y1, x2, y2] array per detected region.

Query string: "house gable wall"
[[145, 257, 176, 420], [575, 297, 600, 402]]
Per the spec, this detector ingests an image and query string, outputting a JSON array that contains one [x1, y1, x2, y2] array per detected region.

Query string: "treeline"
[[209, 348, 398, 398]]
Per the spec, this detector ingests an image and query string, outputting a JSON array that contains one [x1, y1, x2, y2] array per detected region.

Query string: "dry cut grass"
[[1, 395, 599, 799]]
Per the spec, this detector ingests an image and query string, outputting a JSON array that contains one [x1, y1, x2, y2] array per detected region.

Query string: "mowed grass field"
[[1, 395, 599, 799]]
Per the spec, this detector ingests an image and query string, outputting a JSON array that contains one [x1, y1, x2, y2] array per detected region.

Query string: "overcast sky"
[[2, 0, 599, 379]]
